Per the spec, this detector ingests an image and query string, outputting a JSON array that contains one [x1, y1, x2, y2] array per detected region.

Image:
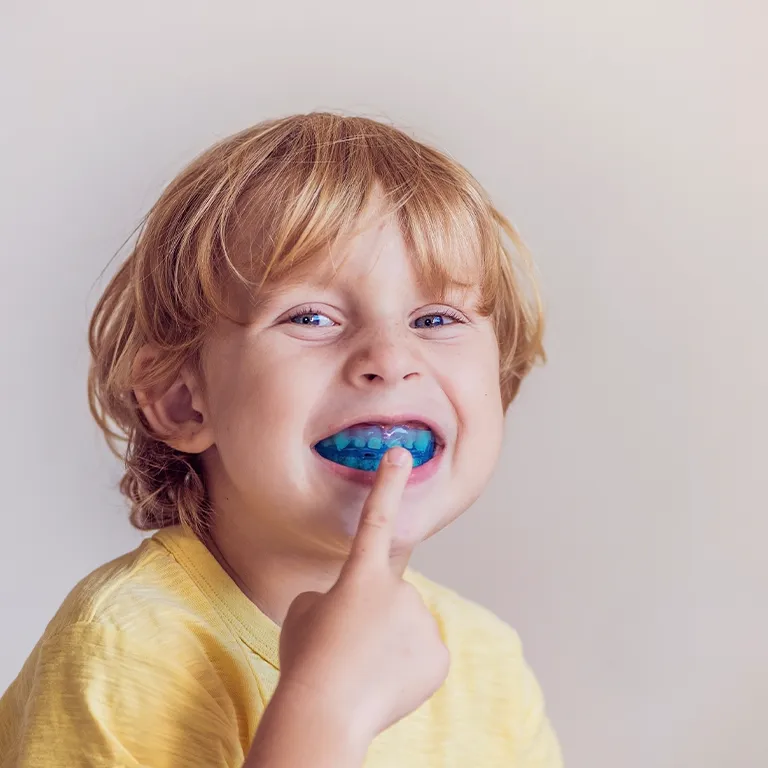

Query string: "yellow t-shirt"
[[0, 526, 562, 767]]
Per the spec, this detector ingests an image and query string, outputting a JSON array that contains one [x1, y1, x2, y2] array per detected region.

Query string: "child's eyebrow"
[[238, 277, 334, 317]]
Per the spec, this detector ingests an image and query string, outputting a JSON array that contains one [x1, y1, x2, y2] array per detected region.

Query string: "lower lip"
[[313, 444, 444, 487]]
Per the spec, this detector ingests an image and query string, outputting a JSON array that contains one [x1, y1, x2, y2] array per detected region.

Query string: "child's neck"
[[204, 521, 348, 626]]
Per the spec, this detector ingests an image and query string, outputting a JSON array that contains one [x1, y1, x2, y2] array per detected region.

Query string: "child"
[[0, 113, 563, 767]]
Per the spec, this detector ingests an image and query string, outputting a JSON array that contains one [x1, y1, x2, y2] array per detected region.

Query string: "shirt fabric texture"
[[0, 526, 563, 767]]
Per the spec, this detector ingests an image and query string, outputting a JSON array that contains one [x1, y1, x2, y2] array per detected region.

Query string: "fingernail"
[[387, 447, 408, 466]]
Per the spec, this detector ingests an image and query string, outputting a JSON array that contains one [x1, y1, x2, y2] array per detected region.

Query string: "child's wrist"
[[268, 676, 374, 761]]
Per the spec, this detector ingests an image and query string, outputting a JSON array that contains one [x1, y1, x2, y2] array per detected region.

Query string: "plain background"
[[1, 1, 766, 766]]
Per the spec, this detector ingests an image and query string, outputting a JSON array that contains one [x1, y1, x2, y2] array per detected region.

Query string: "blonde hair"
[[88, 112, 545, 534]]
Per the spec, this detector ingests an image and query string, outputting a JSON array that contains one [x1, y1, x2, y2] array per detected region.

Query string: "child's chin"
[[391, 507, 442, 550]]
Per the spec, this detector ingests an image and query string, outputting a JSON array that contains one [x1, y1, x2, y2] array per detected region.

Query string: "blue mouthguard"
[[315, 424, 436, 471]]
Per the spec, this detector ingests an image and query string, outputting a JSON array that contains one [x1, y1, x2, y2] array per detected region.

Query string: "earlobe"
[[133, 346, 215, 454]]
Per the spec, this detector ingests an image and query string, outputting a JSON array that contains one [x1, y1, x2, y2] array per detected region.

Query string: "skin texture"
[[139, 195, 505, 623]]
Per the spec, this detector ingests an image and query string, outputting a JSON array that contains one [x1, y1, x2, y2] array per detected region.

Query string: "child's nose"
[[344, 330, 423, 388]]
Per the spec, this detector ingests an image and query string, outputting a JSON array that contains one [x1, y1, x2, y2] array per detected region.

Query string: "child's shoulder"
[[45, 529, 197, 636], [24, 527, 235, 681], [0, 530, 249, 766], [3, 527, 239, 717]]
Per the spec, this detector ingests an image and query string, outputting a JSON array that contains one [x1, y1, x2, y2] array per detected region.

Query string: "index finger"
[[346, 447, 413, 571]]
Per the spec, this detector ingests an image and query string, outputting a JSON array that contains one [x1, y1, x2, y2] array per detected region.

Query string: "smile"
[[314, 422, 438, 471]]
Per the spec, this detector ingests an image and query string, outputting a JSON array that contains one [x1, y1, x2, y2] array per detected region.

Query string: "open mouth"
[[314, 421, 439, 472]]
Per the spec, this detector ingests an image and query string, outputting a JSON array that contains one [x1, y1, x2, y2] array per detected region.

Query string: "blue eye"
[[412, 313, 460, 329], [289, 311, 335, 327]]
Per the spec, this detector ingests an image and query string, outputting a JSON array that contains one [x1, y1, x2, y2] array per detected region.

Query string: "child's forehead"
[[236, 211, 471, 270], [255, 247, 480, 304]]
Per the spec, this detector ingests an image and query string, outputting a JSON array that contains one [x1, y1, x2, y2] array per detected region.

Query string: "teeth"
[[333, 434, 350, 450], [414, 430, 431, 452]]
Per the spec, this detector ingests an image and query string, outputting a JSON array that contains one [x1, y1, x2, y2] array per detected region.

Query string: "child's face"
[[195, 208, 504, 557]]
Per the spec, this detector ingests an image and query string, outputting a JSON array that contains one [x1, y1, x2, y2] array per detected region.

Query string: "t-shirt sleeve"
[[7, 622, 245, 768]]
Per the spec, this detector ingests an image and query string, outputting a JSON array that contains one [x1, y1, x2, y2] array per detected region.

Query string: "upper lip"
[[314, 413, 447, 447]]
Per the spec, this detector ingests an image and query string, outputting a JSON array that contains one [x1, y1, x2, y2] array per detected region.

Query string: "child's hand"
[[277, 446, 450, 746]]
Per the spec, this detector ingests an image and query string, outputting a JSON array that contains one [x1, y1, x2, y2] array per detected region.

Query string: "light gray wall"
[[1, 2, 766, 766]]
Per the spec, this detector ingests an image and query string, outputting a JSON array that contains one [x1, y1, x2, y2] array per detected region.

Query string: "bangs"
[[213, 115, 503, 316]]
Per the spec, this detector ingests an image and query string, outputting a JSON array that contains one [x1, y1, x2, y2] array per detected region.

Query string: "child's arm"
[[244, 447, 449, 767]]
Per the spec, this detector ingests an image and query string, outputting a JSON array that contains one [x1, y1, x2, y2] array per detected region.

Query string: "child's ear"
[[133, 346, 214, 454]]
